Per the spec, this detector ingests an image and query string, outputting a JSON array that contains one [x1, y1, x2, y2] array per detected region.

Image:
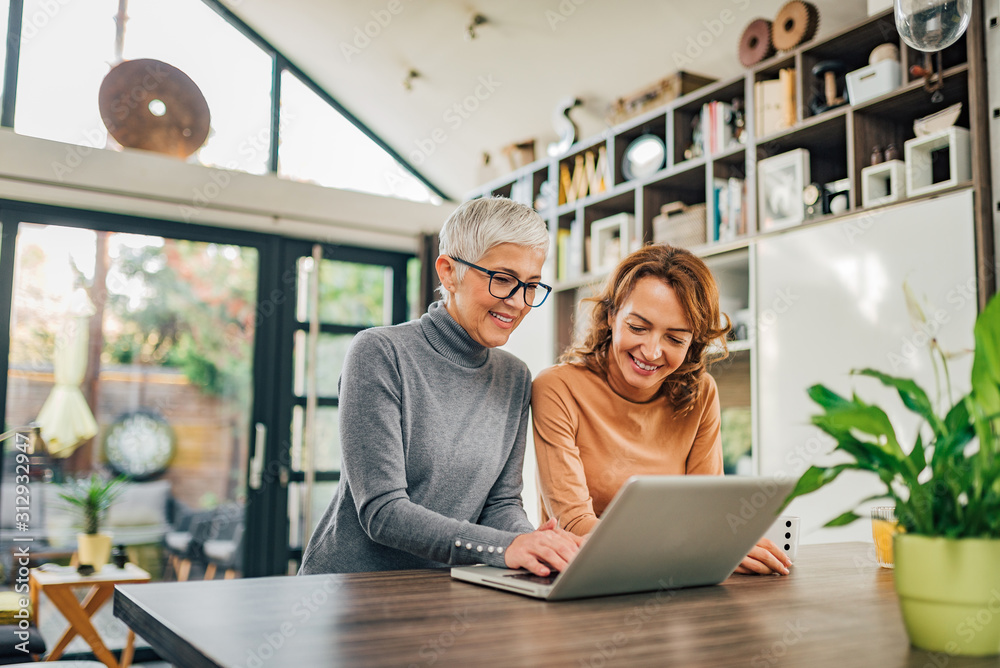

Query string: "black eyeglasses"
[[450, 256, 552, 307]]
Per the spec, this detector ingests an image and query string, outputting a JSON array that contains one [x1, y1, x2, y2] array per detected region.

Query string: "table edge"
[[114, 585, 225, 668]]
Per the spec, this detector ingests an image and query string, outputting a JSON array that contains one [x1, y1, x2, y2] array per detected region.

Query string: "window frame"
[[0, 0, 446, 200]]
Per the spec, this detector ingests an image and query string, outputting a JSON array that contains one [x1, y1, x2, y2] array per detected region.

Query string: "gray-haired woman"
[[300, 197, 581, 576]]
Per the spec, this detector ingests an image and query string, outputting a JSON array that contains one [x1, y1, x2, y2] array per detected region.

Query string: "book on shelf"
[[779, 67, 796, 129], [731, 177, 746, 237], [700, 100, 733, 156], [510, 177, 532, 205], [754, 68, 795, 137], [712, 177, 746, 242], [568, 218, 585, 278], [556, 228, 571, 281], [713, 180, 725, 242]]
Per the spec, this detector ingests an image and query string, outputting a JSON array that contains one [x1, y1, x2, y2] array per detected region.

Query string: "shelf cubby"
[[903, 30, 968, 84], [614, 113, 667, 186], [672, 78, 747, 166]]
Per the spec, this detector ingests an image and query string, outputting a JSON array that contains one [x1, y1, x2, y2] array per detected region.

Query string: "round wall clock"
[[104, 410, 176, 480]]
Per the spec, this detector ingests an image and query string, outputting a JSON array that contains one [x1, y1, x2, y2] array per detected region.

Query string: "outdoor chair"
[[161, 502, 215, 582], [202, 516, 244, 580]]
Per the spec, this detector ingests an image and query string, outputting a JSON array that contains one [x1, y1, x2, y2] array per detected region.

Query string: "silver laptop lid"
[[545, 475, 795, 600]]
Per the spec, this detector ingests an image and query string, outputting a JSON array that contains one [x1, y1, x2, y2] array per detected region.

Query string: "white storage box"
[[589, 212, 633, 273], [861, 159, 906, 207], [846, 59, 902, 105], [905, 126, 971, 197]]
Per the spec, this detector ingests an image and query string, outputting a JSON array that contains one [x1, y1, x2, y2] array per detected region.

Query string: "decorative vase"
[[894, 534, 1000, 656], [77, 533, 113, 570], [112, 544, 130, 569]]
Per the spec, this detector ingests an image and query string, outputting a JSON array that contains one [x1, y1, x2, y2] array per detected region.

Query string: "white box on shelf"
[[861, 159, 906, 207], [904, 127, 971, 197], [846, 59, 902, 105], [589, 213, 633, 274], [758, 148, 810, 232]]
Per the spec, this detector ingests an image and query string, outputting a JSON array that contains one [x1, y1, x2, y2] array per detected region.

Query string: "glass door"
[[0, 204, 268, 582], [278, 241, 414, 573]]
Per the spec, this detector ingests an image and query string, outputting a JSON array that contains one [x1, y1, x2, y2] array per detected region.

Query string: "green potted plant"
[[59, 473, 129, 570], [783, 292, 1000, 656]]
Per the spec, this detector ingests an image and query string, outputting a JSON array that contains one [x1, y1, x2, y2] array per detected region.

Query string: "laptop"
[[451, 475, 796, 600]]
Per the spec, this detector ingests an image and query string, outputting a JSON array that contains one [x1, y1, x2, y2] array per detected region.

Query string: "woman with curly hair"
[[532, 244, 790, 575]]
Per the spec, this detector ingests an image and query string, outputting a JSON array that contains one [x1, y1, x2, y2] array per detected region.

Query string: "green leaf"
[[812, 402, 902, 455], [853, 368, 944, 437], [807, 384, 852, 411], [971, 293, 1000, 416], [943, 397, 971, 435], [931, 413, 976, 471], [824, 510, 862, 527], [782, 464, 854, 507], [908, 431, 927, 477], [834, 438, 903, 478]]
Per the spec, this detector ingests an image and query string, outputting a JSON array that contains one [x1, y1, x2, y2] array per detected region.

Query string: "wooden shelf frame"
[[467, 6, 992, 357]]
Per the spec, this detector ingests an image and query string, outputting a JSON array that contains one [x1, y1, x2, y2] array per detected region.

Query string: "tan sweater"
[[532, 363, 723, 536]]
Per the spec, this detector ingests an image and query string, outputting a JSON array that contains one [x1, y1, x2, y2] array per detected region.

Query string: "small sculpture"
[[809, 60, 847, 115], [685, 115, 704, 160], [731, 97, 747, 144], [871, 145, 884, 166], [547, 97, 582, 157], [112, 544, 130, 569]]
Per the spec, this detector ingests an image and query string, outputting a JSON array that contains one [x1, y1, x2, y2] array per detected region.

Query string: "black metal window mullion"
[[268, 54, 283, 174], [199, 0, 447, 200], [2, 0, 24, 128], [0, 214, 19, 440], [288, 470, 339, 484], [294, 322, 366, 337], [292, 396, 338, 408]]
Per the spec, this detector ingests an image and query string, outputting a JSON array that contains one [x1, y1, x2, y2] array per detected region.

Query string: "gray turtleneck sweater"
[[299, 301, 536, 574]]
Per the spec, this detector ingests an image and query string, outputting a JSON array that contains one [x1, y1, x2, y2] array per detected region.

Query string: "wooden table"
[[114, 543, 999, 667], [31, 562, 150, 667]]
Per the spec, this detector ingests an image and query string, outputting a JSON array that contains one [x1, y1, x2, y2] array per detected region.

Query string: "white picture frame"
[[758, 148, 810, 231], [589, 213, 632, 273]]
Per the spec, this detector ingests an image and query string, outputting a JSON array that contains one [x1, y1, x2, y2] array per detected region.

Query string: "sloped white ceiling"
[[228, 0, 870, 200]]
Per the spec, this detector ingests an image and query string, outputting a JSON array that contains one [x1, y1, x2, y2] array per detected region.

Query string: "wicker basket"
[[652, 202, 707, 248]]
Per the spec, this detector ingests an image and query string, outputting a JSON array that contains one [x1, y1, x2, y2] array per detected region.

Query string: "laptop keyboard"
[[505, 572, 560, 586]]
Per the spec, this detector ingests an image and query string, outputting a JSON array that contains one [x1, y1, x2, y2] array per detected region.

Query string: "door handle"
[[249, 422, 266, 490]]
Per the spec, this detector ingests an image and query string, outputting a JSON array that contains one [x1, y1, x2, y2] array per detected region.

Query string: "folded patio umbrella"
[[36, 290, 99, 458]]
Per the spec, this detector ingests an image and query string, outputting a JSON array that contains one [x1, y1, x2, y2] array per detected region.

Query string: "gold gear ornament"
[[772, 1, 820, 51]]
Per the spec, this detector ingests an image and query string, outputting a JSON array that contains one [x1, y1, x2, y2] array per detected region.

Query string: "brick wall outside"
[[5, 365, 249, 511]]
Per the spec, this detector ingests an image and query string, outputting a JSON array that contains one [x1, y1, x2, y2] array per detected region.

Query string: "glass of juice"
[[870, 506, 898, 568]]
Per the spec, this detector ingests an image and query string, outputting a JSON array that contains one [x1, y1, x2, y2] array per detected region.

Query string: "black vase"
[[112, 544, 129, 569]]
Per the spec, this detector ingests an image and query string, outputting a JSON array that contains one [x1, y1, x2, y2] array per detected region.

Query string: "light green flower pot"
[[894, 534, 1000, 656]]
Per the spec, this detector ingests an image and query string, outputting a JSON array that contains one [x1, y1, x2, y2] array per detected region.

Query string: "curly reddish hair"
[[559, 244, 730, 412]]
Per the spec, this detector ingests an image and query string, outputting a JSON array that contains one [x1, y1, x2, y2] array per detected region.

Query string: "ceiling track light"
[[402, 69, 420, 91], [467, 14, 487, 40]]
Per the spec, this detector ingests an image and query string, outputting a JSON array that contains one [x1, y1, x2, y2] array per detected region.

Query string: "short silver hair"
[[437, 197, 549, 303]]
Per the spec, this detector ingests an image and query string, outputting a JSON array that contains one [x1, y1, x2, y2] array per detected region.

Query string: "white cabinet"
[[755, 190, 977, 543]]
